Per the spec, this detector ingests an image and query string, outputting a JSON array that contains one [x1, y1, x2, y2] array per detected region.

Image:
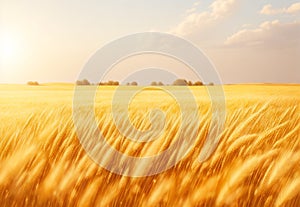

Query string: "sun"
[[1, 32, 22, 63], [0, 30, 24, 66], [0, 30, 25, 80], [3, 40, 15, 58]]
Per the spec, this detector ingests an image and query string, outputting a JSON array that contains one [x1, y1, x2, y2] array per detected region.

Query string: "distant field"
[[0, 84, 299, 206]]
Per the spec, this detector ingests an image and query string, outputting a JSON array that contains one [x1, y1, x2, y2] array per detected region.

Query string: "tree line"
[[26, 79, 213, 86], [75, 79, 214, 86]]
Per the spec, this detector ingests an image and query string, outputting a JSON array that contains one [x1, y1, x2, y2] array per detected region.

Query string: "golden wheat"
[[0, 84, 299, 206]]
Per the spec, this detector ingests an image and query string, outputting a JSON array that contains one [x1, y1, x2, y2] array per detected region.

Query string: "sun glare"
[[1, 33, 20, 62]]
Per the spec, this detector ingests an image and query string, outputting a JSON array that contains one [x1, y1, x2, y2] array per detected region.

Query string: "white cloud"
[[185, 2, 201, 16], [210, 0, 236, 18], [225, 20, 300, 49], [171, 0, 237, 36], [287, 2, 300, 13], [260, 2, 300, 15], [260, 4, 284, 15]]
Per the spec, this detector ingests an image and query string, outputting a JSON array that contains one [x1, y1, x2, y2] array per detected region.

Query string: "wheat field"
[[0, 84, 299, 207]]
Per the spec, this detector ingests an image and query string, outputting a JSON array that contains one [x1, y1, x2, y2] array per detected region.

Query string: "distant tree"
[[27, 81, 39, 86], [76, 79, 90, 85], [106, 81, 112, 85], [151, 81, 157, 86], [158, 81, 164, 86], [98, 80, 119, 86], [83, 79, 91, 85], [131, 81, 138, 86], [207, 82, 214, 86], [173, 79, 187, 86], [193, 81, 203, 86]]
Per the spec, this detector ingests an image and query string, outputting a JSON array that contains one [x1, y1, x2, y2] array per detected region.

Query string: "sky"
[[0, 0, 300, 84]]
